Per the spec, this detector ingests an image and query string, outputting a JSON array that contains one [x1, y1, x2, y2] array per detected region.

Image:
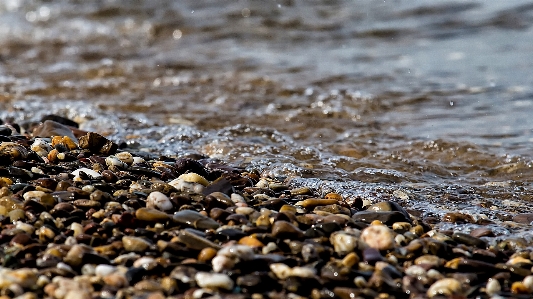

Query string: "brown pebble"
[[238, 236, 265, 247], [513, 213, 533, 224], [443, 212, 475, 224], [271, 220, 304, 240], [470, 227, 495, 238], [198, 247, 218, 262], [135, 208, 169, 223]]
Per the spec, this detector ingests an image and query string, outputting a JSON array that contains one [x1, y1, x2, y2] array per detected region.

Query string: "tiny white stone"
[[270, 263, 291, 279], [146, 191, 173, 211], [217, 245, 255, 260], [115, 152, 134, 165], [427, 278, 463, 298], [106, 155, 128, 168], [31, 138, 52, 157], [195, 272, 234, 291], [23, 190, 46, 201], [132, 157, 145, 164], [133, 256, 156, 269], [95, 264, 117, 277], [71, 168, 102, 179], [486, 278, 501, 296], [523, 275, 533, 292], [330, 231, 359, 256], [16, 221, 35, 234], [230, 193, 246, 204]]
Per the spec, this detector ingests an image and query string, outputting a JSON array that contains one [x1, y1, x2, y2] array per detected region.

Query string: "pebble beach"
[[2, 1, 533, 298], [0, 116, 532, 299]]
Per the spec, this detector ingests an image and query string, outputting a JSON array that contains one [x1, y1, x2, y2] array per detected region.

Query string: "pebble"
[[122, 236, 153, 252], [427, 278, 463, 298], [361, 224, 395, 250], [146, 191, 173, 211], [271, 220, 304, 239], [195, 272, 234, 291], [1, 122, 533, 299]]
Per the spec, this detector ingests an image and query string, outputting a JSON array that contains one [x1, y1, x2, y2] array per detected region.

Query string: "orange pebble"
[[325, 193, 343, 201], [238, 236, 265, 248], [198, 247, 218, 262], [370, 220, 383, 226]]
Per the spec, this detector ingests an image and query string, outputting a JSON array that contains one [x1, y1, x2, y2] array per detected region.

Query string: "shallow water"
[[2, 1, 533, 238]]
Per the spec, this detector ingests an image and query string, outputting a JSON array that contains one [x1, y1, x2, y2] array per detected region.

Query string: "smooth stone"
[[178, 229, 222, 251], [195, 272, 234, 291], [314, 204, 351, 215], [427, 278, 463, 298], [513, 213, 533, 224], [32, 120, 77, 141], [352, 211, 410, 225], [443, 212, 475, 224], [122, 236, 153, 252], [361, 224, 395, 250], [173, 210, 220, 230], [146, 191, 173, 211], [78, 132, 118, 155], [295, 198, 338, 209], [271, 220, 304, 240], [330, 231, 360, 256], [363, 247, 384, 265], [135, 208, 170, 223], [198, 247, 218, 262], [238, 236, 264, 248], [452, 232, 487, 248], [470, 227, 495, 238], [486, 278, 501, 296], [367, 201, 411, 222]]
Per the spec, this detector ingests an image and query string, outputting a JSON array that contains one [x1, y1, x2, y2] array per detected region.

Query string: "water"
[[2, 0, 533, 237]]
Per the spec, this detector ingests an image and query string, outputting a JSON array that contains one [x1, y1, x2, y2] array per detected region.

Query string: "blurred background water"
[[2, 0, 533, 231]]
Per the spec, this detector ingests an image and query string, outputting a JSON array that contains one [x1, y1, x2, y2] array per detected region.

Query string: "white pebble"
[[195, 272, 234, 291], [217, 245, 255, 260], [106, 155, 128, 168], [95, 265, 117, 277], [427, 278, 463, 298], [146, 191, 173, 211], [361, 225, 395, 250], [16, 221, 35, 234], [235, 207, 254, 215], [115, 152, 134, 165], [132, 157, 145, 164], [231, 193, 246, 204], [270, 263, 291, 279], [23, 190, 46, 201], [31, 138, 52, 157], [523, 275, 533, 292], [330, 231, 359, 256], [71, 168, 102, 179], [486, 278, 501, 296], [133, 256, 156, 269]]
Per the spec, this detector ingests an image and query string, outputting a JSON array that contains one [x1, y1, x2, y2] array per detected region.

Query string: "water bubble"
[[241, 8, 251, 18]]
